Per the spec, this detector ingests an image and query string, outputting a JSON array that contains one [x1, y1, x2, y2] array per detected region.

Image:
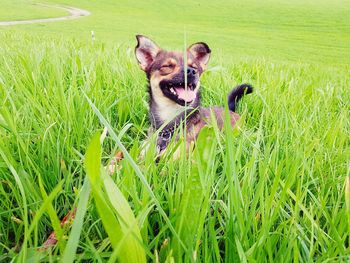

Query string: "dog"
[[135, 35, 253, 157]]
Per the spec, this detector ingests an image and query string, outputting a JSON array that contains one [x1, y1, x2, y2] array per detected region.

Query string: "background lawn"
[[0, 0, 349, 262], [1, 0, 350, 65], [0, 0, 68, 21]]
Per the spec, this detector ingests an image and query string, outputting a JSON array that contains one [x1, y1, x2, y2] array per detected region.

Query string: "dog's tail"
[[228, 84, 253, 112]]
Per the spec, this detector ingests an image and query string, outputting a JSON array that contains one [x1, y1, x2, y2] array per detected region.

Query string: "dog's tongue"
[[175, 87, 196, 102]]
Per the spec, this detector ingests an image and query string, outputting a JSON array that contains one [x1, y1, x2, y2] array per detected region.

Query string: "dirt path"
[[0, 4, 90, 26]]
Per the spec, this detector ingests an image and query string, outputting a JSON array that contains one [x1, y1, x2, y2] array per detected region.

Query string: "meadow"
[[0, 0, 349, 262], [0, 1, 67, 21]]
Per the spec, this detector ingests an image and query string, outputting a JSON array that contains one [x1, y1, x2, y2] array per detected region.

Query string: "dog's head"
[[135, 35, 211, 107]]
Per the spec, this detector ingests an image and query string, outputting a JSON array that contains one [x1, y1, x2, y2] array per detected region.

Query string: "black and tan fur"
[[135, 35, 253, 156]]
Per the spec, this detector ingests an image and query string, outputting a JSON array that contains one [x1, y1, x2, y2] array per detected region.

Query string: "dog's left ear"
[[135, 35, 161, 71], [188, 42, 211, 69]]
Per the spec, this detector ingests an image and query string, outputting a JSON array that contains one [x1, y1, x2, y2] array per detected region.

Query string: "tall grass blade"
[[173, 126, 217, 261], [62, 177, 91, 263], [84, 132, 146, 262], [83, 92, 185, 249]]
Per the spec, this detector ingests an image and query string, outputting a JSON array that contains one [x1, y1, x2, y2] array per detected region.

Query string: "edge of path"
[[0, 3, 90, 26]]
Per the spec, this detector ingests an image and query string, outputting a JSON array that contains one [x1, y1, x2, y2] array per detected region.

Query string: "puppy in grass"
[[135, 35, 253, 158]]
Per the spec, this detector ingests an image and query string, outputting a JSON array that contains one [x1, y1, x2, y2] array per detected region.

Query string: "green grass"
[[0, 0, 350, 262], [0, 1, 68, 21], [2, 0, 350, 65]]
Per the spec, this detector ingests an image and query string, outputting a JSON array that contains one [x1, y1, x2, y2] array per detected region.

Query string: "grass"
[[2, 0, 350, 65], [0, 1, 68, 21], [0, 0, 350, 262]]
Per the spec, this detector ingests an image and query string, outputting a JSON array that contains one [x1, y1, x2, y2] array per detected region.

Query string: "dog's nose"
[[187, 67, 196, 77]]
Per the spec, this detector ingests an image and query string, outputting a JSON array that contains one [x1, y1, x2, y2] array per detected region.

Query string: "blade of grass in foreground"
[[85, 133, 146, 263], [83, 91, 185, 249], [19, 180, 64, 262], [61, 177, 91, 263], [0, 147, 29, 260], [37, 174, 65, 253], [173, 126, 217, 261], [223, 107, 244, 262]]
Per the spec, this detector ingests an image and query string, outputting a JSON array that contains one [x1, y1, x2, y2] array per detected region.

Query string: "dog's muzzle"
[[159, 68, 199, 105]]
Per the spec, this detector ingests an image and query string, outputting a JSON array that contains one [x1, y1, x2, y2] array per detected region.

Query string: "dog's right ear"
[[135, 35, 160, 71]]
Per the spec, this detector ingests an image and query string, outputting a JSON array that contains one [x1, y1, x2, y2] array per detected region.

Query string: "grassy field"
[[0, 1, 68, 21], [0, 0, 350, 262], [2, 0, 350, 65]]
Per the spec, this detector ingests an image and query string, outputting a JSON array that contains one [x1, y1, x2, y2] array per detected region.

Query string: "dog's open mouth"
[[161, 81, 197, 105]]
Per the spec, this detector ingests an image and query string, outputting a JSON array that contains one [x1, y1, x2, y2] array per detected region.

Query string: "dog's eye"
[[161, 64, 174, 69], [160, 64, 175, 75]]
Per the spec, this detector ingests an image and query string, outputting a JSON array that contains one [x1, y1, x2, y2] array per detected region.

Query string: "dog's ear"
[[135, 35, 161, 71], [188, 42, 211, 69]]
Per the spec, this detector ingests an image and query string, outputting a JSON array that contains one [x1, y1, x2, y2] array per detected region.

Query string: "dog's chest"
[[186, 107, 240, 141], [156, 107, 240, 155]]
